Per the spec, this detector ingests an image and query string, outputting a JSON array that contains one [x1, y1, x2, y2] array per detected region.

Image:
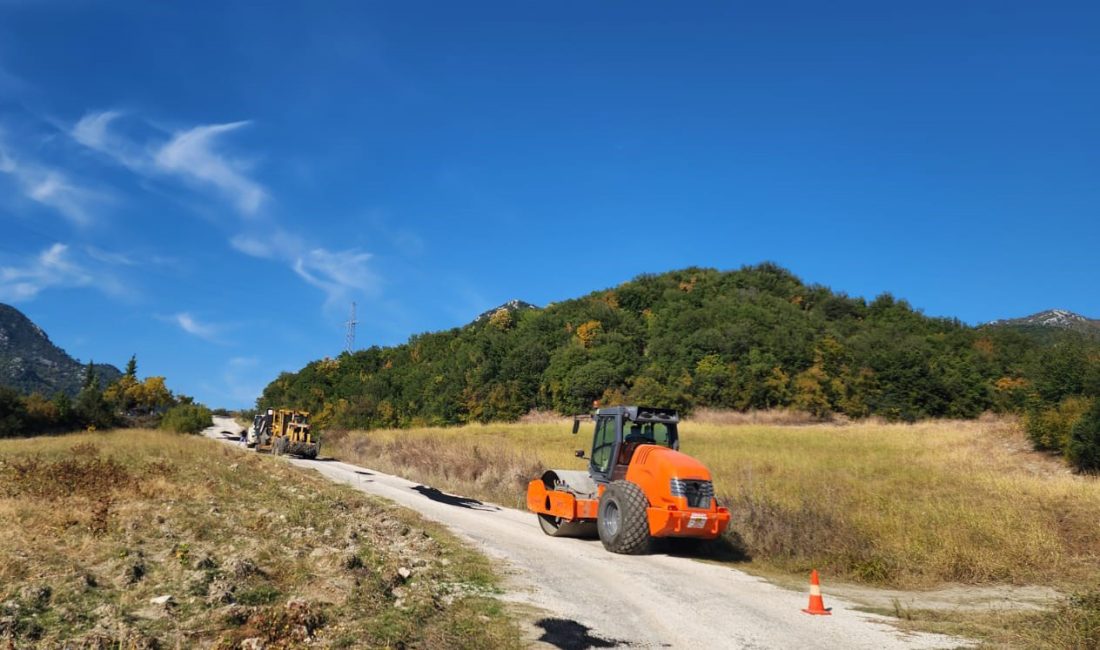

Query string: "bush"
[[159, 404, 213, 434], [1068, 398, 1100, 473], [1025, 396, 1091, 453]]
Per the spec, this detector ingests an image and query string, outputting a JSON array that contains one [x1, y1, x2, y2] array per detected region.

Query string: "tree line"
[[258, 265, 1099, 448], [0, 355, 210, 436]]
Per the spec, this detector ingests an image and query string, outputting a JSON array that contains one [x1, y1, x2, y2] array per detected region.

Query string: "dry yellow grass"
[[0, 430, 520, 649], [328, 415, 1100, 590]]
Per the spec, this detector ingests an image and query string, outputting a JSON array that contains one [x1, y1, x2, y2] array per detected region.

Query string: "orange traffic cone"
[[802, 569, 832, 615]]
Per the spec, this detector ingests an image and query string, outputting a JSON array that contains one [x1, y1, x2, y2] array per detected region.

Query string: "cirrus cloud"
[[0, 243, 129, 302], [160, 311, 230, 344], [231, 229, 380, 308], [71, 111, 267, 217], [0, 137, 106, 226]]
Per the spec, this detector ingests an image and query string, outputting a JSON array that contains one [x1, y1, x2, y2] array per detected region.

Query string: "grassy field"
[[326, 414, 1100, 647], [0, 430, 520, 649], [329, 415, 1100, 589]]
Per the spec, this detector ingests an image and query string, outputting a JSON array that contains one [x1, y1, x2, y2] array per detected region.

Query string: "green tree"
[[82, 360, 98, 390], [105, 374, 139, 413], [488, 309, 513, 331], [23, 393, 60, 432], [0, 387, 28, 437], [75, 362, 114, 429], [52, 392, 74, 428], [791, 365, 831, 418], [1067, 398, 1100, 473]]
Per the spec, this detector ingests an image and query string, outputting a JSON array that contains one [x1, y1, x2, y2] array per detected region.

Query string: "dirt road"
[[205, 417, 967, 649]]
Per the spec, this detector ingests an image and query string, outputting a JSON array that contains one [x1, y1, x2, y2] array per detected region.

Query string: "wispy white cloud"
[[0, 243, 129, 301], [231, 229, 380, 307], [155, 122, 266, 215], [71, 110, 145, 170], [83, 245, 137, 266], [71, 110, 266, 217], [83, 245, 177, 268], [168, 312, 223, 342], [292, 248, 379, 305], [228, 234, 268, 258], [71, 110, 119, 151], [25, 171, 99, 225], [0, 138, 105, 226]]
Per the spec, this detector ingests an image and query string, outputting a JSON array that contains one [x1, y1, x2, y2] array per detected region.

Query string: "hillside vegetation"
[[0, 430, 518, 649], [1, 356, 196, 437], [260, 265, 1100, 431]]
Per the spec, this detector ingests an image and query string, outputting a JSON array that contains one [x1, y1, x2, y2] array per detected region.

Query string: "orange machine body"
[[526, 443, 730, 539]]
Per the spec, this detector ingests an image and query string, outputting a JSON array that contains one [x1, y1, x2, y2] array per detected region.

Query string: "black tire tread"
[[598, 480, 651, 554]]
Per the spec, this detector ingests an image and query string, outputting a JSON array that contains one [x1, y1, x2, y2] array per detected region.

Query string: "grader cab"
[[252, 408, 321, 459], [527, 406, 729, 554]]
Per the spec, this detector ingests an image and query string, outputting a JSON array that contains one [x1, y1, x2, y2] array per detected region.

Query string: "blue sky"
[[1, 1, 1097, 408]]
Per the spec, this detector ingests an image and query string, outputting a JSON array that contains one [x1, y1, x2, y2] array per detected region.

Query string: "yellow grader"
[[250, 408, 321, 459]]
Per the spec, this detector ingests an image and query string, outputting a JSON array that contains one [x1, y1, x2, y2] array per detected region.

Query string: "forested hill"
[[259, 264, 1100, 428]]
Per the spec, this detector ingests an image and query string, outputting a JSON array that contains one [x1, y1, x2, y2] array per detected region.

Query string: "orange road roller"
[[527, 406, 730, 554]]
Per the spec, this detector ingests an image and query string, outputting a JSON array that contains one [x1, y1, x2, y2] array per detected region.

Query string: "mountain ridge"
[[985, 308, 1100, 337], [0, 303, 122, 396]]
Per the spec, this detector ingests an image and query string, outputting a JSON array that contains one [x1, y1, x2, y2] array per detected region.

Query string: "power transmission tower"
[[345, 301, 358, 353]]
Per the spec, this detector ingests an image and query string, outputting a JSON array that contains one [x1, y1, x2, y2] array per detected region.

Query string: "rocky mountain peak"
[[474, 300, 539, 323], [0, 303, 122, 396], [986, 308, 1099, 335]]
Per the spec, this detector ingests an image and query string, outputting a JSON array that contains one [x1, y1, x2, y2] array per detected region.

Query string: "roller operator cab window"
[[624, 421, 678, 449], [590, 416, 616, 474]]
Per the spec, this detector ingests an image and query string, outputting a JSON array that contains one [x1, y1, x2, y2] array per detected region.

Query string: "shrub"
[[159, 404, 213, 434], [1068, 398, 1100, 473], [1024, 396, 1091, 453]]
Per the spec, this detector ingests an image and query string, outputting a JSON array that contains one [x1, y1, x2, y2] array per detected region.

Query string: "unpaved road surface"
[[205, 417, 968, 649]]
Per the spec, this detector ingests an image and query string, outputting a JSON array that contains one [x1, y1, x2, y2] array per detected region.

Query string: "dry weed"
[[0, 430, 520, 649], [687, 407, 846, 426]]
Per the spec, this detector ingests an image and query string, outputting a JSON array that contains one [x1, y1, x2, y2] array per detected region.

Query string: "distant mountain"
[[0, 304, 122, 396], [986, 309, 1100, 337], [474, 299, 539, 323]]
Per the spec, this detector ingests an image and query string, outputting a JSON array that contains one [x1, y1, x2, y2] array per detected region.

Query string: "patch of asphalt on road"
[[206, 416, 971, 649]]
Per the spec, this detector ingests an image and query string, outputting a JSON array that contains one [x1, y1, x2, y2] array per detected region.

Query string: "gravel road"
[[205, 417, 968, 649]]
